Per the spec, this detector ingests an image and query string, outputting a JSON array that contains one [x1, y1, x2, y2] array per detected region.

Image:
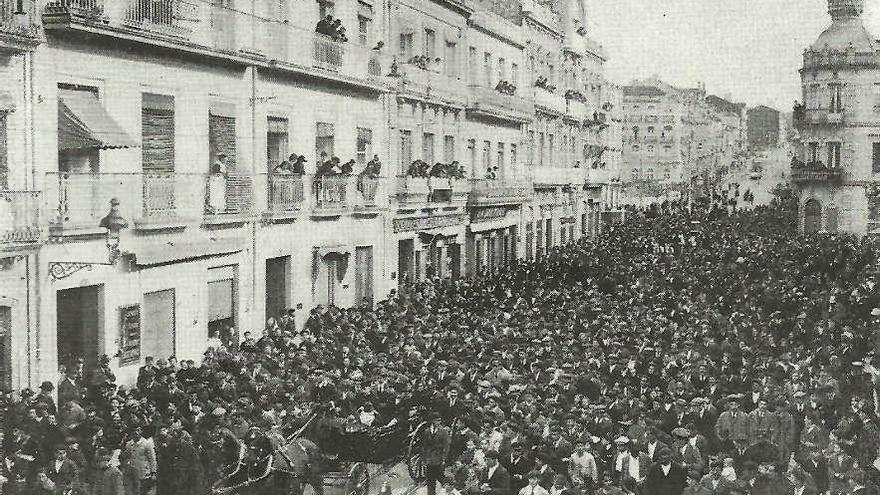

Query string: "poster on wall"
[[119, 304, 141, 366]]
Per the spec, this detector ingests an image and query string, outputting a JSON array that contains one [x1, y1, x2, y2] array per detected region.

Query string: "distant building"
[[620, 78, 745, 191], [792, 0, 876, 234], [747, 105, 781, 150]]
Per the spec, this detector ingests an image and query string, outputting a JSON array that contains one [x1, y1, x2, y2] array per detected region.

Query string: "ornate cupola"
[[828, 0, 864, 19]]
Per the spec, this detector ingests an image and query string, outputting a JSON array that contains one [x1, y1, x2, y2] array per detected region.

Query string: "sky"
[[585, 0, 880, 110]]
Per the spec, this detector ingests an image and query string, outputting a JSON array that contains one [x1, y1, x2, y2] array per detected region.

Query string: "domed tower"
[[793, 0, 880, 234]]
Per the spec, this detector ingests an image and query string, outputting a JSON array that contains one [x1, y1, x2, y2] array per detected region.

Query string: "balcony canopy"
[[58, 89, 137, 150]]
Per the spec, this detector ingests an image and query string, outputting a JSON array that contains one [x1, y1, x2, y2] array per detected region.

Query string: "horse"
[[211, 428, 324, 495]]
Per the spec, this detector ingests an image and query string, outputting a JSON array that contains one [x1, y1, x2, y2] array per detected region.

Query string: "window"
[[528, 131, 535, 165], [510, 144, 517, 169], [399, 130, 413, 174], [548, 64, 555, 86], [358, 16, 371, 46], [482, 140, 491, 173], [827, 142, 841, 168], [631, 169, 639, 180], [267, 117, 289, 171], [315, 122, 334, 164], [469, 47, 477, 81], [209, 105, 237, 172], [443, 135, 455, 163], [809, 142, 819, 162], [445, 41, 457, 78], [467, 139, 476, 176], [830, 84, 843, 112], [632, 126, 640, 139], [647, 126, 655, 134], [483, 52, 492, 87], [538, 132, 545, 167], [664, 169, 671, 180], [356, 127, 372, 166], [548, 134, 554, 166], [561, 136, 568, 167], [142, 93, 176, 173], [498, 57, 506, 82], [399, 33, 414, 60], [646, 168, 654, 180], [318, 0, 334, 19], [511, 63, 518, 87], [647, 145, 655, 154], [424, 29, 436, 58], [497, 142, 505, 172], [873, 143, 880, 173], [422, 132, 435, 164], [663, 145, 672, 153], [632, 145, 640, 151]]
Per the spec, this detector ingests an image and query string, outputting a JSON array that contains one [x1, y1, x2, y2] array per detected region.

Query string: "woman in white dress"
[[208, 153, 228, 213]]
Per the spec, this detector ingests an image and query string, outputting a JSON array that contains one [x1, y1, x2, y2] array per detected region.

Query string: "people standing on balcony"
[[208, 153, 228, 214], [316, 15, 334, 37]]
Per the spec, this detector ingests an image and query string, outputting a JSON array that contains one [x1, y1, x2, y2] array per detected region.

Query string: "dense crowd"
[[4, 190, 880, 495]]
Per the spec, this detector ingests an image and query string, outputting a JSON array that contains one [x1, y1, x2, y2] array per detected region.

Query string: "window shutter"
[[209, 113, 237, 171], [142, 108, 175, 173]]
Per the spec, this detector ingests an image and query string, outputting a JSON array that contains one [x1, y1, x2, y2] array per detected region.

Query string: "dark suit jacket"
[[420, 425, 451, 466], [481, 465, 511, 495], [643, 462, 687, 495]]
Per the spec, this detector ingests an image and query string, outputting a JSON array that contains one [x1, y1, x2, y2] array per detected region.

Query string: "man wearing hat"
[[36, 381, 57, 417], [672, 427, 703, 475], [714, 398, 747, 455], [422, 412, 451, 495], [681, 470, 711, 495], [643, 446, 686, 495]]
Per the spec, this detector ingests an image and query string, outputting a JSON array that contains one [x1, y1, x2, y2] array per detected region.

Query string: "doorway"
[[804, 199, 821, 233], [449, 243, 461, 279], [56, 285, 102, 373], [398, 239, 414, 285], [208, 276, 236, 349], [354, 246, 374, 307], [143, 289, 176, 360], [265, 256, 290, 321]]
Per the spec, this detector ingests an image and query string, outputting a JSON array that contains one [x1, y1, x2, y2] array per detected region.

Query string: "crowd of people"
[[4, 190, 880, 495]]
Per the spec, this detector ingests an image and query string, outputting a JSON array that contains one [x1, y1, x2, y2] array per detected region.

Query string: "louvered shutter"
[[142, 95, 175, 173]]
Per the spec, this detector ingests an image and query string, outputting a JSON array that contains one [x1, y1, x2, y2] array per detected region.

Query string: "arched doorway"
[[825, 206, 839, 233], [804, 199, 822, 233]]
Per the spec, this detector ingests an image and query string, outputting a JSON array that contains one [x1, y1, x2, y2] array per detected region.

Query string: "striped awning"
[[133, 237, 245, 267], [58, 89, 137, 150]]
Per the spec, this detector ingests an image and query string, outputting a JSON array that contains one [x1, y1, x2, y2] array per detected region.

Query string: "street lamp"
[[99, 198, 129, 263]]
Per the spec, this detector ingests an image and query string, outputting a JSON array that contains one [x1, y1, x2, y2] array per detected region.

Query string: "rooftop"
[[622, 85, 666, 98]]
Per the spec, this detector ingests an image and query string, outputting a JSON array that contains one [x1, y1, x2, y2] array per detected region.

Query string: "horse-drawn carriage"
[[210, 409, 447, 495]]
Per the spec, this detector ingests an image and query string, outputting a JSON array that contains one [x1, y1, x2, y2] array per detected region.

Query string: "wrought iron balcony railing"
[[0, 190, 41, 245]]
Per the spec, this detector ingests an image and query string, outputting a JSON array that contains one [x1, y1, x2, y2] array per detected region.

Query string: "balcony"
[[468, 178, 532, 206], [520, 0, 560, 32], [803, 49, 880, 71], [396, 65, 466, 104], [311, 175, 383, 216], [530, 167, 587, 187], [43, 1, 391, 91], [790, 166, 843, 184], [533, 88, 567, 116], [563, 34, 606, 60], [0, 190, 42, 249], [47, 172, 384, 230], [795, 108, 846, 128], [0, 0, 38, 47], [395, 176, 470, 207], [467, 85, 534, 123]]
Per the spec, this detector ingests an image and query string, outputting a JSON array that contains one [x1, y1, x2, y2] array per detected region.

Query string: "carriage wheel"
[[406, 422, 427, 483], [348, 462, 370, 495]]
